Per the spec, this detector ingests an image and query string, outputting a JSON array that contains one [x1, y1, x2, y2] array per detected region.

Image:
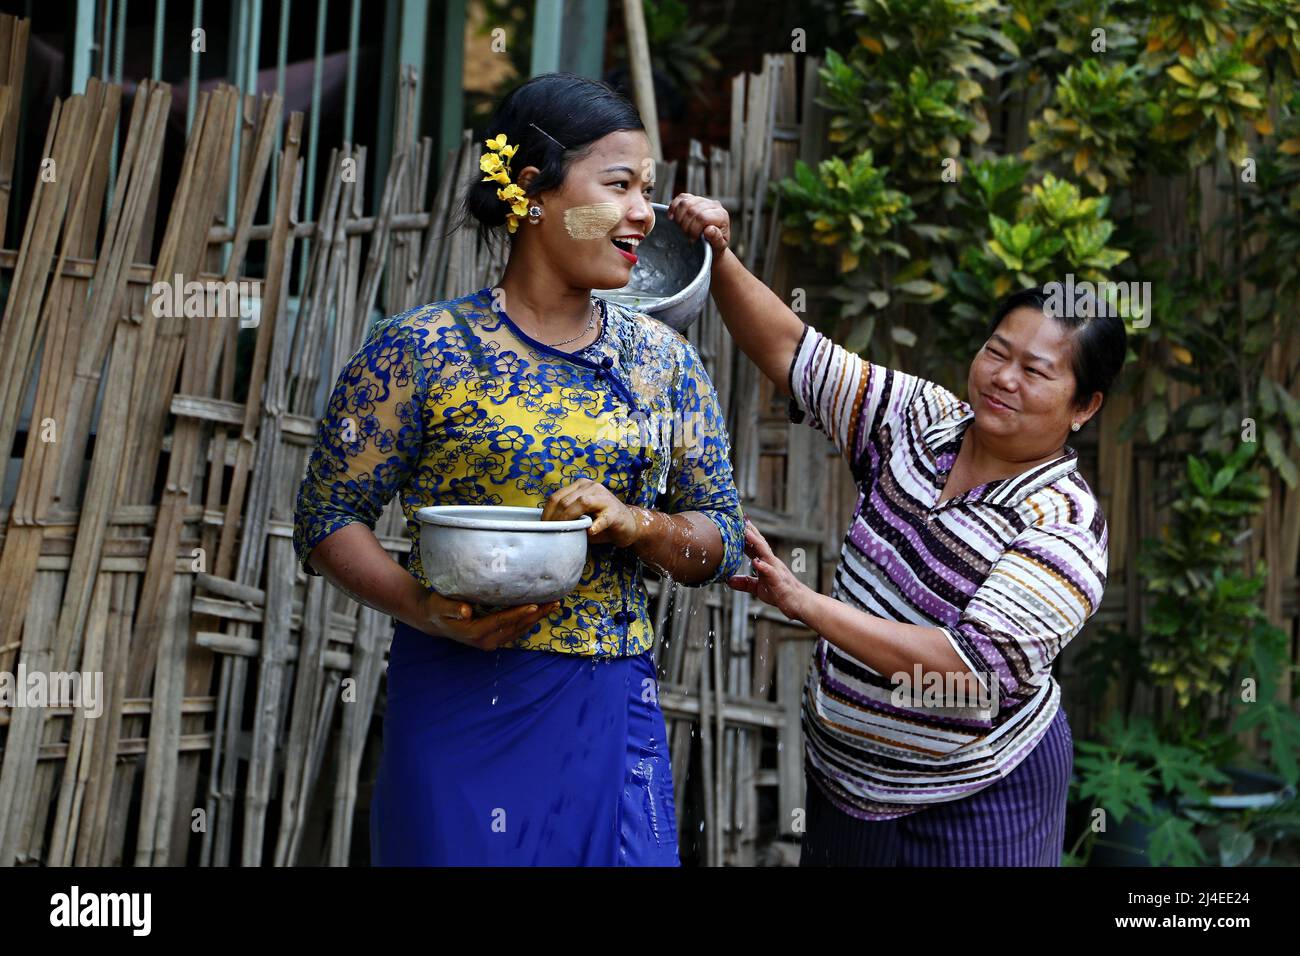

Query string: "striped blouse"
[[787, 322, 1108, 819]]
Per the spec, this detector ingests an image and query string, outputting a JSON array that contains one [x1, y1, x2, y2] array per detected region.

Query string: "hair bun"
[[466, 176, 510, 228]]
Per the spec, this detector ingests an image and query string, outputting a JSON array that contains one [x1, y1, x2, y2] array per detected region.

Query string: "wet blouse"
[[293, 287, 746, 657], [787, 322, 1108, 818]]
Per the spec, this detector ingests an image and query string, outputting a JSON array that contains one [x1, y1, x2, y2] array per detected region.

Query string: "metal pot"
[[595, 201, 712, 332], [1179, 767, 1297, 811], [415, 505, 591, 606]]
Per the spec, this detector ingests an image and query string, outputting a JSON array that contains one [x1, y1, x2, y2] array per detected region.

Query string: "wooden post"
[[620, 0, 661, 161]]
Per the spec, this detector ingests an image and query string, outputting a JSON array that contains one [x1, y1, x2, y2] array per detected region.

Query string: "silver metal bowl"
[[595, 201, 712, 332], [415, 505, 591, 607]]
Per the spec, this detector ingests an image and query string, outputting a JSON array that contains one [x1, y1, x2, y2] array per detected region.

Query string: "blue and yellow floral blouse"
[[292, 287, 746, 657]]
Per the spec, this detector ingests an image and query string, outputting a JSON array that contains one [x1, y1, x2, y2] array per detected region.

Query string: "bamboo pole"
[[620, 0, 661, 161]]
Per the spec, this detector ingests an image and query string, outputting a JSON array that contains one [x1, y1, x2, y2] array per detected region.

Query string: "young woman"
[[293, 75, 745, 865], [669, 193, 1123, 866]]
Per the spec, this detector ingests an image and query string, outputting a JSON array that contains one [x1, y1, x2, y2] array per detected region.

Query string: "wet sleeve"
[[655, 337, 746, 588]]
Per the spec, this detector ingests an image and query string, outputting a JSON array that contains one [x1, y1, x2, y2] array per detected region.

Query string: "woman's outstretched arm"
[[668, 193, 803, 396], [730, 519, 976, 682], [670, 191, 932, 474]]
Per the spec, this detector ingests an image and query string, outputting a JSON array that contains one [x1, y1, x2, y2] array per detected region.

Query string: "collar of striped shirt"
[[921, 411, 1082, 510]]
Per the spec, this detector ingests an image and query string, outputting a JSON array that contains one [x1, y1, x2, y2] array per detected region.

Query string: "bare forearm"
[[739, 521, 986, 697], [709, 247, 805, 395], [795, 590, 972, 680], [629, 508, 724, 585], [306, 522, 435, 635]]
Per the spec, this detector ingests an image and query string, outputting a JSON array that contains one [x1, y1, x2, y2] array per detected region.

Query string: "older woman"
[[669, 193, 1123, 866], [293, 76, 745, 866]]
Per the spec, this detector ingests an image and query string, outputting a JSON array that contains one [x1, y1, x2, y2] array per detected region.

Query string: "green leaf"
[[1149, 743, 1227, 803], [890, 325, 917, 347], [1259, 704, 1300, 785], [1263, 428, 1298, 488], [949, 270, 986, 300], [1074, 754, 1157, 824], [1145, 401, 1168, 444], [909, 223, 949, 242], [1273, 380, 1300, 428], [1258, 377, 1278, 417], [896, 279, 936, 295], [1184, 400, 1221, 431], [1146, 813, 1208, 866], [1218, 826, 1255, 867], [1117, 406, 1144, 443], [844, 315, 876, 353]]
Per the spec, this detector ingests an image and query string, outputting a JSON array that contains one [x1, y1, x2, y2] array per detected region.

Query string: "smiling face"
[[967, 305, 1100, 457], [514, 129, 656, 289]]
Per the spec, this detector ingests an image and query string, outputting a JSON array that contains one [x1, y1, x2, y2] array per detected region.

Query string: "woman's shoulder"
[[379, 290, 484, 333], [1020, 468, 1108, 558], [920, 379, 969, 421], [360, 290, 490, 357]]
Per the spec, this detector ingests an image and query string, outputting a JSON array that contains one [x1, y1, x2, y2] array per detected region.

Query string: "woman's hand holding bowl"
[[418, 589, 560, 651], [542, 478, 641, 548], [667, 192, 730, 255]]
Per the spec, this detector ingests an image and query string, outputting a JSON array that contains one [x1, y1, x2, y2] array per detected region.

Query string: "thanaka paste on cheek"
[[563, 202, 624, 240]]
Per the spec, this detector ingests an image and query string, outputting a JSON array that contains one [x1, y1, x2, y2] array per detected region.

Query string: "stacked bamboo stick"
[[0, 31, 830, 867]]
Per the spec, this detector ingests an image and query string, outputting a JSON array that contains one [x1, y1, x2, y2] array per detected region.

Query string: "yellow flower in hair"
[[483, 132, 528, 230]]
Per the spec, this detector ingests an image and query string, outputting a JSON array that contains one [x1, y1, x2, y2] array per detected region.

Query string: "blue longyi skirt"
[[370, 621, 680, 866]]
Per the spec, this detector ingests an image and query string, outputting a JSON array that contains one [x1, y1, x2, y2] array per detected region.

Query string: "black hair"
[[458, 72, 645, 248], [986, 285, 1129, 410]]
